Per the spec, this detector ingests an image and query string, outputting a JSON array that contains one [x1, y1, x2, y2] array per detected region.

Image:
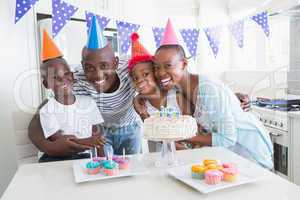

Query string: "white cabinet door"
[[290, 116, 300, 185]]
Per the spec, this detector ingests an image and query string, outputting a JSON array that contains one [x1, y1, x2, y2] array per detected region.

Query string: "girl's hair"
[[155, 44, 188, 59]]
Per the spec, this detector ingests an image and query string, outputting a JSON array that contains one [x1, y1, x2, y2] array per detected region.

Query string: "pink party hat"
[[160, 18, 179, 46]]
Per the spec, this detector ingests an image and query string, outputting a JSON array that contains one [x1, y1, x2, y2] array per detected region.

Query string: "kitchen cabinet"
[[289, 112, 300, 185]]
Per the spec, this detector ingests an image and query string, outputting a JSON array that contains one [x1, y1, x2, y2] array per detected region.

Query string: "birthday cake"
[[143, 107, 197, 140]]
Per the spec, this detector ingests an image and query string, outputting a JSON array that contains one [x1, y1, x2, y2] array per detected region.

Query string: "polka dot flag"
[[52, 0, 78, 38], [85, 11, 110, 34], [152, 27, 165, 48], [116, 21, 140, 54], [228, 20, 244, 48], [15, 0, 39, 23], [251, 11, 270, 37], [204, 26, 222, 58], [180, 28, 200, 58]]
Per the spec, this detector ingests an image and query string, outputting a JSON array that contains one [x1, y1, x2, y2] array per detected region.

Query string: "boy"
[[38, 30, 105, 162]]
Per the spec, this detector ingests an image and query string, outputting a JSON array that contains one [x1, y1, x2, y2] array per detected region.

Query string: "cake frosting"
[[143, 107, 197, 140]]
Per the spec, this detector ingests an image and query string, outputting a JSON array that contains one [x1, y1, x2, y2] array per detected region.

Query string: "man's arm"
[[28, 109, 90, 157]]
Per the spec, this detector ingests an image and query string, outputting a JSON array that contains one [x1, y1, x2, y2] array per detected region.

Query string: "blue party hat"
[[87, 15, 107, 49]]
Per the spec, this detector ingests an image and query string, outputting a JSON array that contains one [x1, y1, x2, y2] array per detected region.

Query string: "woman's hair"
[[155, 44, 188, 60]]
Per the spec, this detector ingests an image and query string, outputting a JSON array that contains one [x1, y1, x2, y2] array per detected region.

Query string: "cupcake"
[[223, 162, 237, 169], [205, 170, 223, 185], [221, 166, 239, 182], [86, 161, 101, 175], [102, 160, 119, 176], [113, 156, 130, 170], [191, 165, 206, 180], [203, 159, 218, 166], [205, 163, 223, 171]]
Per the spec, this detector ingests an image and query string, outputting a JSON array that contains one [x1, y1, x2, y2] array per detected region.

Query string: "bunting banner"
[[52, 0, 78, 38], [180, 28, 200, 58], [152, 27, 165, 48], [228, 20, 244, 48], [251, 11, 270, 37], [204, 26, 222, 58], [13, 0, 272, 58], [116, 21, 140, 54], [15, 0, 39, 23], [85, 11, 111, 34]]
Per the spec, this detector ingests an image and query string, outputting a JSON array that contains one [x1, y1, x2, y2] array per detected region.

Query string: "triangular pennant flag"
[[52, 0, 78, 38], [204, 26, 222, 58], [116, 21, 140, 54], [251, 11, 270, 37], [15, 0, 39, 23], [160, 19, 179, 46], [228, 20, 244, 48], [85, 11, 110, 34], [180, 28, 200, 58], [87, 15, 107, 49], [41, 30, 63, 62], [152, 27, 165, 48]]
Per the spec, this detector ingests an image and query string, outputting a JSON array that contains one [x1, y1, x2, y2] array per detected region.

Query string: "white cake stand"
[[146, 137, 184, 168]]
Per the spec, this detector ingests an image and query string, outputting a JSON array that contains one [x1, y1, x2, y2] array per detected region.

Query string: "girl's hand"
[[133, 95, 150, 120]]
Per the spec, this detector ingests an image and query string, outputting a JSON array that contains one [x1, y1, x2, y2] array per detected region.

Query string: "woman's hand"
[[235, 93, 251, 112], [133, 95, 150, 120]]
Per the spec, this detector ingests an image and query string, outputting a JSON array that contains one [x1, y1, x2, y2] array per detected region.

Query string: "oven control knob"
[[280, 123, 284, 127], [274, 121, 278, 126], [269, 120, 272, 124]]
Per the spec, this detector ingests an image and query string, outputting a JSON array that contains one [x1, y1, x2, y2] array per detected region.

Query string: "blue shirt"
[[194, 75, 273, 169]]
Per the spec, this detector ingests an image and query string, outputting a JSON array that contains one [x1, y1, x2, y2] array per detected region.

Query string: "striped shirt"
[[72, 57, 141, 128]]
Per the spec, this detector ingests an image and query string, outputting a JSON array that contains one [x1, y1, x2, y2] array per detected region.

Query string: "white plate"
[[167, 164, 263, 194], [73, 157, 149, 183]]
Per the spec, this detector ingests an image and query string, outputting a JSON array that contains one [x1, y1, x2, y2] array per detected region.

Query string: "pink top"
[[205, 170, 223, 178], [221, 167, 238, 175], [223, 163, 237, 169]]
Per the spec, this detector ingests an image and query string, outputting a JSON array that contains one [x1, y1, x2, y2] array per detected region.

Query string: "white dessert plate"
[[73, 156, 149, 183], [167, 164, 264, 194]]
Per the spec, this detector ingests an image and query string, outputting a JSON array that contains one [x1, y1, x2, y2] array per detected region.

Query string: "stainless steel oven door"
[[265, 126, 290, 180]]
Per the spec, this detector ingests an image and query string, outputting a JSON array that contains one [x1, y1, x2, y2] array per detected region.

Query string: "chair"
[[12, 111, 38, 166]]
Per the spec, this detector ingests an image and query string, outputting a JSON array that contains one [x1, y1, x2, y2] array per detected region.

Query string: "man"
[[28, 16, 141, 161]]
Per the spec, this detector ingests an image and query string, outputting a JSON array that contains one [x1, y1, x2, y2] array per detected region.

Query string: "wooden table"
[[2, 147, 300, 200]]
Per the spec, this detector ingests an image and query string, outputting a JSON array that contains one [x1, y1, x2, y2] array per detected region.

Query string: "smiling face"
[[81, 45, 119, 93], [42, 58, 74, 97], [130, 62, 158, 95], [153, 46, 187, 91]]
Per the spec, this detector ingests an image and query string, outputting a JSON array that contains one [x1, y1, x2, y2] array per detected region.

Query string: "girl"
[[128, 33, 191, 151]]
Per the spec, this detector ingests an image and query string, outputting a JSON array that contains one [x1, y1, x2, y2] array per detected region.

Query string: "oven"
[[252, 106, 290, 180]]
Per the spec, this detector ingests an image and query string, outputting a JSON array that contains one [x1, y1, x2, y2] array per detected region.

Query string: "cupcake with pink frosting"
[[113, 156, 130, 170], [204, 170, 223, 185]]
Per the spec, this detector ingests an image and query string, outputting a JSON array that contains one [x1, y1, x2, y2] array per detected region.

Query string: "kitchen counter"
[[2, 147, 300, 200]]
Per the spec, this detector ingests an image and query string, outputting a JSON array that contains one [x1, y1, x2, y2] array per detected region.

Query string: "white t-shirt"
[[39, 95, 104, 139]]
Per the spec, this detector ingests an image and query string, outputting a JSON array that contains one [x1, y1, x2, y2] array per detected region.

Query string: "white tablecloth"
[[2, 147, 300, 200]]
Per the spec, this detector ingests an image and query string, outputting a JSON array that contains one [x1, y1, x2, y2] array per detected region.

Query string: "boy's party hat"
[[160, 18, 179, 46], [41, 30, 63, 62], [128, 32, 153, 71], [87, 15, 107, 49]]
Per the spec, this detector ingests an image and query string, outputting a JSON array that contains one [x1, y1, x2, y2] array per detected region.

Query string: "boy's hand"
[[47, 135, 90, 157], [70, 135, 106, 148]]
